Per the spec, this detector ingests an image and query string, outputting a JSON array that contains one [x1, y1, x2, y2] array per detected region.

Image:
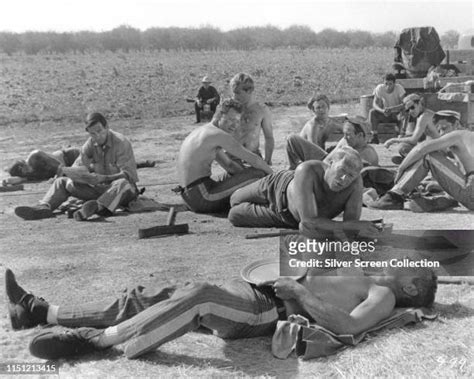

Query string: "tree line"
[[0, 25, 460, 55]]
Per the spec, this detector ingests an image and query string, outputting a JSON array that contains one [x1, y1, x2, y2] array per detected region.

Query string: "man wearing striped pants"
[[6, 263, 438, 360], [176, 98, 272, 213]]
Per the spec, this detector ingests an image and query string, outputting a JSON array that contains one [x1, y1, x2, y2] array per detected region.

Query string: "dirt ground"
[[0, 104, 473, 377]]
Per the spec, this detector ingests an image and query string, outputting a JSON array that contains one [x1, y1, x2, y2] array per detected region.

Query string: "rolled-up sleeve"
[[115, 138, 138, 183]]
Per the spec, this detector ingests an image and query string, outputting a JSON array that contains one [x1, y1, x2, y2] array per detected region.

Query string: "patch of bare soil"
[[0, 105, 472, 377]]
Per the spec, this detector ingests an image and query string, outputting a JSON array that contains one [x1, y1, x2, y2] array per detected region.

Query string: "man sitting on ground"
[[14, 112, 139, 221], [176, 99, 272, 214], [5, 263, 436, 360], [229, 146, 380, 239], [368, 73, 406, 144], [369, 110, 474, 211], [230, 73, 274, 165], [384, 93, 440, 164], [298, 94, 342, 151], [287, 116, 378, 169], [194, 76, 220, 124]]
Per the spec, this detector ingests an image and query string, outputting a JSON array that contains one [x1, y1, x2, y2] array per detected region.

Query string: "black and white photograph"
[[1, 0, 473, 377]]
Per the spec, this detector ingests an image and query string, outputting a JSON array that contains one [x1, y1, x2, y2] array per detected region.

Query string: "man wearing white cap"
[[384, 93, 440, 163], [194, 76, 220, 123], [369, 110, 474, 211]]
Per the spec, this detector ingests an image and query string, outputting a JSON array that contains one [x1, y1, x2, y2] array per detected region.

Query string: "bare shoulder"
[[301, 117, 316, 131], [248, 101, 270, 115], [368, 283, 396, 304], [420, 109, 435, 123], [443, 129, 472, 144]]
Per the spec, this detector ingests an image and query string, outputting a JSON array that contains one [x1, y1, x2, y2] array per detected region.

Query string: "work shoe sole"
[[29, 328, 104, 360], [14, 206, 53, 220], [408, 196, 459, 213]]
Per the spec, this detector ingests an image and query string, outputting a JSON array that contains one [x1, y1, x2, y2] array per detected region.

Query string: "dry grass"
[[0, 48, 389, 125]]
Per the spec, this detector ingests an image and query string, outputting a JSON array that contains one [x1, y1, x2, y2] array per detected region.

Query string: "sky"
[[1, 0, 472, 34]]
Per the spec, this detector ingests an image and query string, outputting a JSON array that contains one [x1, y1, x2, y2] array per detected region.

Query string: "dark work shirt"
[[197, 86, 220, 104]]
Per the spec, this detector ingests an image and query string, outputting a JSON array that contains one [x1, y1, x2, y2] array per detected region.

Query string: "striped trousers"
[[181, 168, 266, 213], [393, 151, 474, 210], [56, 280, 281, 359]]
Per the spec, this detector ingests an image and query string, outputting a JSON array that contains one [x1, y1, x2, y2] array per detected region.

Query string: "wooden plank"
[[138, 224, 189, 239]]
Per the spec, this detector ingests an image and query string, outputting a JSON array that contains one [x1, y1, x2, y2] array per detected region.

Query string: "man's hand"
[[383, 108, 391, 116], [272, 278, 303, 300], [265, 158, 272, 166], [353, 220, 381, 239], [84, 173, 107, 186], [384, 138, 398, 149]]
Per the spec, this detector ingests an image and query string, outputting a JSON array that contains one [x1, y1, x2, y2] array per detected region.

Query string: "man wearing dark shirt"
[[195, 76, 220, 123]]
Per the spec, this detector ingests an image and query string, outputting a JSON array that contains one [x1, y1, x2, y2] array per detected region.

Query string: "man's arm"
[[299, 120, 313, 142], [372, 94, 385, 113], [273, 278, 396, 335], [215, 148, 245, 174], [360, 145, 379, 166], [294, 166, 379, 239], [342, 177, 363, 221], [261, 107, 274, 165], [210, 86, 220, 104], [396, 131, 464, 181], [218, 133, 273, 175], [385, 113, 430, 148]]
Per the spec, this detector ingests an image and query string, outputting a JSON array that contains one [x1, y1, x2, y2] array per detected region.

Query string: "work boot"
[[5, 269, 49, 330], [408, 195, 459, 213], [29, 327, 105, 360], [14, 204, 53, 220], [367, 191, 405, 210], [73, 200, 99, 221]]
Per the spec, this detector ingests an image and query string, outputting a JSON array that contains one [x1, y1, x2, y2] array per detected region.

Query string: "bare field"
[[0, 101, 473, 377], [0, 48, 390, 125]]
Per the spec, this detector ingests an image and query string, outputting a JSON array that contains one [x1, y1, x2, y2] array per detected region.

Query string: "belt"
[[171, 177, 209, 194]]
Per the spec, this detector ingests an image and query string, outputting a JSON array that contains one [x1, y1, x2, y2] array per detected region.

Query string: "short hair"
[[384, 73, 396, 82], [351, 122, 366, 136], [329, 146, 363, 173], [212, 98, 243, 124], [230, 73, 255, 93], [307, 94, 330, 112], [85, 112, 107, 130], [432, 114, 459, 126], [396, 269, 438, 307], [7, 160, 28, 177]]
